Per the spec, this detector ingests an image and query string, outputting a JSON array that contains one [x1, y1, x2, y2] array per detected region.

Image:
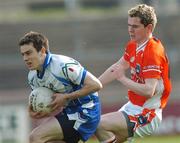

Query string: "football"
[[29, 87, 54, 113]]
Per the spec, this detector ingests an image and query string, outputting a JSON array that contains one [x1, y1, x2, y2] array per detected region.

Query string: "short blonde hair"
[[128, 4, 157, 31]]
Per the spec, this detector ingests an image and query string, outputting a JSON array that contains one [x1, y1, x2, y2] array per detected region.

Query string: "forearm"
[[118, 76, 157, 98], [65, 84, 100, 101], [65, 72, 102, 101], [99, 57, 129, 86], [99, 64, 117, 86]]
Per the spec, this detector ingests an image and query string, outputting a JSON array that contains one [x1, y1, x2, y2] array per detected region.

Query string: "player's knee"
[[95, 123, 106, 141], [29, 131, 42, 143], [95, 119, 106, 135], [29, 132, 37, 143], [29, 133, 35, 143], [99, 116, 111, 129]]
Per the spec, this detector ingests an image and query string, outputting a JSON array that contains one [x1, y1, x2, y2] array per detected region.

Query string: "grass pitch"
[[86, 135, 180, 143], [2, 135, 180, 143]]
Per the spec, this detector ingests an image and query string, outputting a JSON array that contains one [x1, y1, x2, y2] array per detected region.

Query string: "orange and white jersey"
[[123, 37, 171, 109]]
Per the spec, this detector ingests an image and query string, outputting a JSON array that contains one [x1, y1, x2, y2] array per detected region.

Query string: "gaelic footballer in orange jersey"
[[95, 4, 172, 143], [124, 37, 171, 108]]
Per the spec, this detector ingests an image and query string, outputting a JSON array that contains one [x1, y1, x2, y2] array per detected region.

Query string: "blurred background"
[[0, 0, 180, 142]]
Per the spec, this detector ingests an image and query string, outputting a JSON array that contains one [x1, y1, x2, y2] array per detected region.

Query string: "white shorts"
[[119, 101, 162, 137]]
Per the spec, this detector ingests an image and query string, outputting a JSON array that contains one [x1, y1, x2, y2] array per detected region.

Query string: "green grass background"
[[2, 135, 180, 143], [86, 135, 180, 143]]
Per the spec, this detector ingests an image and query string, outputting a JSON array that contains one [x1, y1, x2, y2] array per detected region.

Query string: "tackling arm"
[[99, 57, 129, 86], [117, 75, 158, 98]]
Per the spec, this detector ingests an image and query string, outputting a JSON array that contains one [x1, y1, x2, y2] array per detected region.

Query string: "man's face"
[[20, 43, 43, 70], [128, 16, 150, 44]]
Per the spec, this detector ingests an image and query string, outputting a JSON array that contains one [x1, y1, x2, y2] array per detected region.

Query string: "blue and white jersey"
[[28, 53, 85, 93], [28, 53, 100, 141]]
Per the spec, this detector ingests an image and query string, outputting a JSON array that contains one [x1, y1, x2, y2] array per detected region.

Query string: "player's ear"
[[41, 47, 46, 54], [146, 24, 153, 32]]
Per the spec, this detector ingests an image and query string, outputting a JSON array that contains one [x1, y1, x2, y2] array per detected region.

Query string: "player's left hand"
[[49, 93, 68, 112]]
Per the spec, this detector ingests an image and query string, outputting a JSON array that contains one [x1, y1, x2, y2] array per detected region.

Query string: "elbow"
[[96, 81, 103, 91], [144, 89, 155, 98], [99, 82, 103, 90], [145, 93, 153, 99], [94, 81, 103, 92]]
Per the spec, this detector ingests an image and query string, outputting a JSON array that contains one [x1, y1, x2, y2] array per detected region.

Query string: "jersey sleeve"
[[62, 60, 87, 85], [142, 44, 164, 79], [123, 41, 136, 62]]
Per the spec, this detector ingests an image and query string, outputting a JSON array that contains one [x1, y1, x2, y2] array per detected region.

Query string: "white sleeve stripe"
[[143, 69, 161, 73]]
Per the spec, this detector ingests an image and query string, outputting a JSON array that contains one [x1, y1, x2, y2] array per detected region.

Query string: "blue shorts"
[[55, 98, 101, 142]]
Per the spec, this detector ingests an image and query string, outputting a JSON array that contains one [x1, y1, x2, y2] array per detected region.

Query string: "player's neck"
[[137, 34, 152, 47], [37, 54, 46, 72]]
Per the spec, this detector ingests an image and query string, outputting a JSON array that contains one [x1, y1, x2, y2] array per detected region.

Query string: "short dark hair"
[[128, 4, 157, 31], [19, 31, 49, 53]]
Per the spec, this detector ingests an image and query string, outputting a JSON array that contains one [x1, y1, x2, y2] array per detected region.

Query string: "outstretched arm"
[[116, 58, 158, 98], [99, 57, 129, 86], [117, 75, 158, 98]]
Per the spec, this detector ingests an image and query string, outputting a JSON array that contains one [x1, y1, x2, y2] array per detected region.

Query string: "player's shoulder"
[[50, 54, 82, 76], [125, 40, 136, 52], [148, 37, 164, 52], [144, 37, 165, 58], [149, 37, 163, 46], [126, 40, 136, 47], [51, 54, 79, 65], [152, 37, 159, 42]]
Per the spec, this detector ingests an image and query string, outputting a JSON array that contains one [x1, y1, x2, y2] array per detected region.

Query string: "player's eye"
[[128, 24, 141, 29], [26, 50, 33, 56]]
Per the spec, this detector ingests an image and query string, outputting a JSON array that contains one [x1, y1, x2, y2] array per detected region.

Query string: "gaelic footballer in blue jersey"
[[19, 31, 102, 143]]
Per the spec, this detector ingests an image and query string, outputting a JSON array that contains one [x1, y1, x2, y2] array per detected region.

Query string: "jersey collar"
[[43, 52, 52, 69], [37, 52, 52, 78]]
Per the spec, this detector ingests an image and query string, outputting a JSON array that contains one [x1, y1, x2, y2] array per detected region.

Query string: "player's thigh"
[[30, 116, 63, 141], [31, 117, 51, 129], [100, 111, 128, 136]]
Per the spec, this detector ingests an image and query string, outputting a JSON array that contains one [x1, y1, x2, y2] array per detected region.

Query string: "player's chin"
[[26, 62, 36, 70], [130, 36, 135, 40], [25, 64, 31, 69], [27, 66, 35, 70], [29, 67, 34, 71]]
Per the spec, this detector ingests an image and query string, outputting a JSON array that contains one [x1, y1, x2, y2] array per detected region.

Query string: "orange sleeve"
[[123, 41, 136, 62], [142, 41, 165, 79]]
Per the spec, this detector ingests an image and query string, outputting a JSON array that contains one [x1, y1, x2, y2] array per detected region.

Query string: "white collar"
[[136, 39, 149, 53]]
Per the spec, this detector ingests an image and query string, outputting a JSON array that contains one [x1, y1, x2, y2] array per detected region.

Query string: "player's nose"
[[23, 55, 29, 61]]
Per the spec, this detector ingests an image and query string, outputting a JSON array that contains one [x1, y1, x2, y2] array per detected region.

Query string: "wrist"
[[62, 94, 71, 105], [117, 75, 126, 82]]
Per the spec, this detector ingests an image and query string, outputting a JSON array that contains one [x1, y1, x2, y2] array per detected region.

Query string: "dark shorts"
[[55, 111, 81, 143], [122, 111, 135, 137]]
